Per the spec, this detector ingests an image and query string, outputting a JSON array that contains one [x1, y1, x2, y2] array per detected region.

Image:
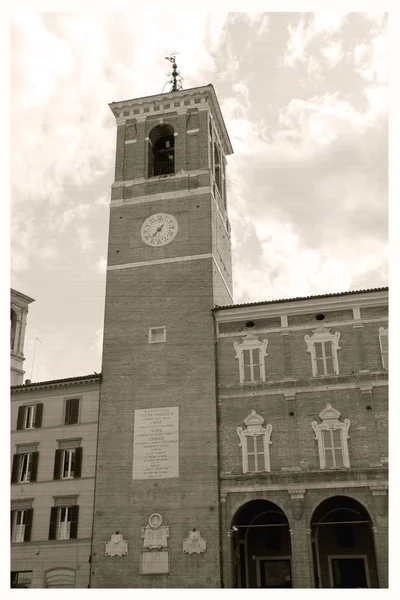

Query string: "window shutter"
[[69, 505, 79, 539], [53, 449, 62, 480], [24, 509, 33, 542], [66, 398, 80, 425], [34, 403, 43, 428], [16, 407, 24, 430], [71, 398, 80, 423], [74, 447, 83, 479], [10, 510, 14, 539], [30, 452, 39, 482], [11, 454, 20, 484], [48, 507, 58, 540]]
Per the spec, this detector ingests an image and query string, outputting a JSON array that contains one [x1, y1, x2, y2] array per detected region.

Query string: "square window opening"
[[149, 327, 166, 344]]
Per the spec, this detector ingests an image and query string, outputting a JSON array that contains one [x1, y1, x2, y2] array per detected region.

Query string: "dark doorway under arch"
[[231, 499, 292, 588], [310, 495, 379, 588]]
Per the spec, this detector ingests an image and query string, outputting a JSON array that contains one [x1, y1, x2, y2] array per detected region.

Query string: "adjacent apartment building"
[[10, 360, 100, 588], [11, 80, 388, 588]]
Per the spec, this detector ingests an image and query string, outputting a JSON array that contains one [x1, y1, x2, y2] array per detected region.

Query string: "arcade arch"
[[230, 499, 292, 588], [310, 495, 378, 588]]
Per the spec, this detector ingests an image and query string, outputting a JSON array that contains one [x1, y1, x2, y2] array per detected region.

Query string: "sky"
[[9, 9, 388, 383]]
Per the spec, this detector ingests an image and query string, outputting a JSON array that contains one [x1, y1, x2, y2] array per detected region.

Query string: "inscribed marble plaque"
[[140, 550, 170, 574], [133, 407, 179, 480]]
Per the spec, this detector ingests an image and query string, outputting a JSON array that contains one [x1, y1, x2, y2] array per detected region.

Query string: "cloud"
[[96, 193, 109, 206], [96, 256, 107, 273], [321, 41, 343, 67], [352, 34, 388, 84], [76, 226, 94, 253], [283, 13, 347, 69], [224, 77, 387, 303]]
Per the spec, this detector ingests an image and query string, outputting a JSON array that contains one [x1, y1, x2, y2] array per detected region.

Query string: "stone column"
[[288, 491, 313, 588], [370, 486, 388, 588], [220, 495, 234, 588]]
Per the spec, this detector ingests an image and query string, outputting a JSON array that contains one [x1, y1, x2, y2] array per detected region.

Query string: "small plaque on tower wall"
[[133, 407, 179, 480], [140, 550, 170, 574]]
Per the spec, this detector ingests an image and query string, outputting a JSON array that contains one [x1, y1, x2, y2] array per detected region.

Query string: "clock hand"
[[152, 225, 164, 238]]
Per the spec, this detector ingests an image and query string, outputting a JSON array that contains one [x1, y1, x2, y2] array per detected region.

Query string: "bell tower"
[[91, 81, 233, 588], [10, 289, 35, 386]]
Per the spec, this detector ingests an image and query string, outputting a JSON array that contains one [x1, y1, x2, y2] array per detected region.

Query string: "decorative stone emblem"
[[148, 513, 162, 528], [182, 529, 207, 554], [105, 531, 128, 557], [141, 514, 170, 549], [289, 490, 305, 520]]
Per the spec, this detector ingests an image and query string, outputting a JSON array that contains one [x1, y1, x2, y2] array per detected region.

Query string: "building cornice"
[[11, 288, 35, 305], [11, 373, 101, 394], [214, 288, 388, 322]]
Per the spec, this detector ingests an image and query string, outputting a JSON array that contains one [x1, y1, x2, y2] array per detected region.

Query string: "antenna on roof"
[[164, 53, 183, 93]]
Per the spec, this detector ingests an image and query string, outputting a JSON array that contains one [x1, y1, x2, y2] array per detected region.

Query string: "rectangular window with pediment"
[[305, 327, 341, 377], [379, 327, 388, 370], [237, 410, 272, 473], [312, 405, 350, 469], [234, 335, 269, 383], [246, 435, 266, 472], [322, 428, 344, 467]]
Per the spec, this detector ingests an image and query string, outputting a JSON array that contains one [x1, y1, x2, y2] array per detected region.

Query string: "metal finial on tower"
[[164, 53, 183, 93]]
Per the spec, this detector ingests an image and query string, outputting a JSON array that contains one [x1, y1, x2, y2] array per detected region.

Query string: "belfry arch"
[[230, 499, 292, 588], [148, 124, 175, 177], [310, 495, 379, 588]]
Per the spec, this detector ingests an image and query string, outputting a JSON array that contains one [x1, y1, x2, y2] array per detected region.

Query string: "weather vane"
[[164, 53, 183, 92]]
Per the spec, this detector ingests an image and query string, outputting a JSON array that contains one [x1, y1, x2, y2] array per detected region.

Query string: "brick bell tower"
[[91, 69, 233, 588]]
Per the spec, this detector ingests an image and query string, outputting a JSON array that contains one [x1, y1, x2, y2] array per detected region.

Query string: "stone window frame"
[[11, 500, 33, 543], [54, 440, 82, 480], [148, 326, 166, 344], [237, 410, 273, 473], [16, 403, 43, 430], [304, 325, 341, 376], [312, 404, 350, 469], [234, 334, 269, 384], [49, 497, 79, 541], [378, 327, 388, 370], [12, 444, 39, 484], [64, 397, 81, 425]]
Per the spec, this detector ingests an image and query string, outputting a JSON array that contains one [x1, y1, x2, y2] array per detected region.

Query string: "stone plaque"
[[133, 407, 179, 480], [140, 550, 170, 574]]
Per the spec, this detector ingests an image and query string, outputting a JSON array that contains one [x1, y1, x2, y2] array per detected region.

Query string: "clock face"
[[141, 213, 178, 247]]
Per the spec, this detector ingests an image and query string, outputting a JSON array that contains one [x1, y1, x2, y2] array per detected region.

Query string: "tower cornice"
[[109, 84, 233, 156]]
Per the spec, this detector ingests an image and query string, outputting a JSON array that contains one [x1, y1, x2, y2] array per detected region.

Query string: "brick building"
[[215, 290, 388, 588], [11, 81, 388, 588]]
